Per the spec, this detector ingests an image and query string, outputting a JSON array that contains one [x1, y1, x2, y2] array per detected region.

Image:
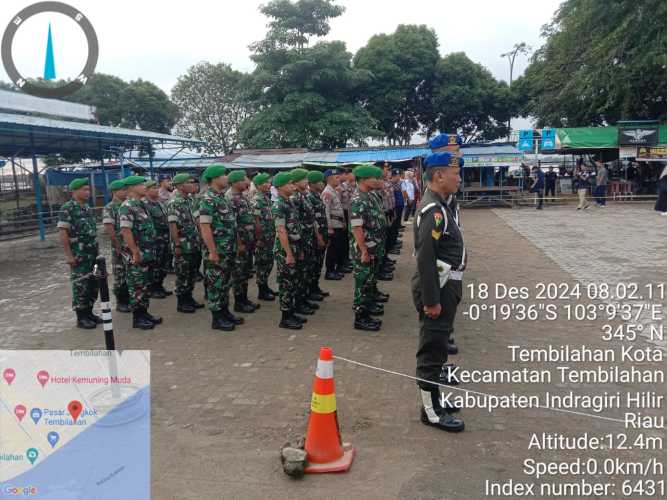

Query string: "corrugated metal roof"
[[335, 147, 430, 162]]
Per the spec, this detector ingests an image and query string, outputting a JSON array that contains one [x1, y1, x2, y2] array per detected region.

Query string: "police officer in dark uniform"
[[412, 150, 466, 432]]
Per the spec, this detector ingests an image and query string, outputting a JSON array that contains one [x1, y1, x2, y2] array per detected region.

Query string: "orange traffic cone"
[[304, 347, 355, 473]]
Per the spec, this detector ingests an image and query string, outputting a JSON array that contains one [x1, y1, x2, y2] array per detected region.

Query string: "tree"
[[240, 1, 377, 149], [119, 79, 178, 134], [172, 63, 254, 155], [514, 0, 667, 126], [429, 53, 514, 143], [354, 25, 440, 145], [65, 73, 129, 126]]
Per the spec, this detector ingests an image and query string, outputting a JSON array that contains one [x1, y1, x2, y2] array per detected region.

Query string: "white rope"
[[333, 354, 627, 424]]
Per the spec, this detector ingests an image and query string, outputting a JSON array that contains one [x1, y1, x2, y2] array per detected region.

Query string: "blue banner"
[[541, 128, 556, 150], [518, 130, 534, 152]]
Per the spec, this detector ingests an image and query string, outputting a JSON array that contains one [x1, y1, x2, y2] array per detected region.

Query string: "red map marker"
[[68, 400, 83, 423]]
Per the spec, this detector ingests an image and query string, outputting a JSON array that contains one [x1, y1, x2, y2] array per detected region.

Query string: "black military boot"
[[187, 293, 205, 309], [295, 302, 315, 315], [279, 311, 303, 330], [132, 310, 154, 330], [115, 292, 131, 313], [367, 302, 384, 316], [325, 271, 343, 280], [211, 310, 235, 331], [448, 337, 459, 355], [234, 294, 256, 313], [222, 305, 244, 325], [241, 284, 260, 310], [439, 363, 460, 386], [86, 308, 103, 324], [257, 284, 276, 301], [143, 308, 162, 325], [149, 285, 167, 299], [155, 279, 173, 296], [420, 389, 464, 432], [308, 291, 325, 302], [177, 295, 195, 313], [292, 312, 307, 324], [303, 299, 319, 310], [315, 286, 330, 297], [374, 290, 390, 302], [377, 271, 393, 281], [75, 310, 96, 329], [354, 310, 381, 331]]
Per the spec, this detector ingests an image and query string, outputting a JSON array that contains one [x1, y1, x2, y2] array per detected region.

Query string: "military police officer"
[[144, 179, 172, 299], [58, 178, 101, 329], [102, 178, 130, 313], [412, 150, 466, 432], [252, 173, 276, 302], [306, 170, 329, 301], [119, 176, 162, 330], [321, 168, 346, 280]]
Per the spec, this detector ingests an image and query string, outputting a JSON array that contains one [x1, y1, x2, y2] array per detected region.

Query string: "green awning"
[[556, 124, 667, 150]]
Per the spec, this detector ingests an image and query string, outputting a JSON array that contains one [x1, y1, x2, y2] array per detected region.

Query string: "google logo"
[[2, 485, 38, 496]]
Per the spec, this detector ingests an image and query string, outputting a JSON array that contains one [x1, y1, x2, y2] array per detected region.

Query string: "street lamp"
[[501, 42, 531, 138]]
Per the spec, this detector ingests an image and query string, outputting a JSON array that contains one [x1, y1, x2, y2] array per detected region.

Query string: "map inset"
[[0, 350, 150, 499]]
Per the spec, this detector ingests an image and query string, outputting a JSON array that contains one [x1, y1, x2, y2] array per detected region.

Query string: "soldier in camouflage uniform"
[[144, 180, 172, 299], [251, 173, 277, 302], [306, 170, 329, 301], [272, 172, 305, 330], [338, 169, 356, 272], [119, 176, 162, 330], [168, 173, 203, 314], [226, 170, 259, 313], [58, 178, 101, 329], [289, 168, 320, 316], [349, 165, 384, 331], [198, 164, 242, 331], [102, 179, 130, 313]]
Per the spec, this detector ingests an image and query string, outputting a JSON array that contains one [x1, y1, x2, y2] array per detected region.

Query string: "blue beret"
[[424, 152, 464, 168], [158, 174, 171, 181], [391, 169, 401, 176], [428, 133, 463, 150], [324, 169, 340, 178]]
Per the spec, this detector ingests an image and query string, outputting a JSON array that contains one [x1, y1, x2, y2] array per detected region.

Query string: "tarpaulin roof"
[[556, 124, 667, 150]]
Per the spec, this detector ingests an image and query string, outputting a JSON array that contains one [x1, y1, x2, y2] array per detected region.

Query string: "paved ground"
[[1, 202, 665, 499]]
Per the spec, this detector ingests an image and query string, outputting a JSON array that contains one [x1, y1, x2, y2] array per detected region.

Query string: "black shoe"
[[377, 272, 393, 281], [373, 293, 389, 303], [132, 310, 154, 330], [303, 300, 319, 310], [211, 310, 235, 331], [295, 304, 315, 315], [388, 249, 400, 255], [341, 265, 353, 273], [187, 294, 205, 309], [116, 302, 131, 313], [354, 312, 381, 331], [374, 291, 390, 301], [292, 313, 307, 324], [308, 292, 325, 302], [420, 408, 465, 432], [448, 342, 458, 355], [234, 297, 256, 313], [439, 363, 459, 386], [279, 311, 303, 330], [386, 257, 396, 264], [86, 308, 103, 324], [325, 272, 343, 280], [75, 310, 97, 329], [177, 296, 196, 313], [149, 286, 167, 299], [315, 287, 330, 297], [257, 284, 276, 301], [367, 303, 384, 316], [222, 305, 244, 325], [143, 309, 162, 325]]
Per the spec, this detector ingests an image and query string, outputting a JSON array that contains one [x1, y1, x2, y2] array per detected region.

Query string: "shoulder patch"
[[433, 212, 443, 227], [431, 229, 441, 240]]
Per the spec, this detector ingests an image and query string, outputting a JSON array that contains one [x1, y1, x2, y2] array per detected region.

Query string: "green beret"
[[272, 171, 293, 188], [172, 173, 193, 185], [307, 171, 324, 183], [371, 166, 383, 179], [253, 173, 271, 186], [109, 179, 125, 191], [123, 175, 146, 186], [145, 179, 157, 188], [228, 170, 247, 184], [353, 165, 375, 180], [68, 178, 89, 191], [290, 168, 308, 182], [202, 164, 227, 182]]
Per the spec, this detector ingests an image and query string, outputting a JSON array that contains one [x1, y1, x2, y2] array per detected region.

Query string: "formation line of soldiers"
[[58, 163, 403, 332]]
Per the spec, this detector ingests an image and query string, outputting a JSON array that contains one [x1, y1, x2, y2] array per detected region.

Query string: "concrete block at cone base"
[[281, 444, 307, 478]]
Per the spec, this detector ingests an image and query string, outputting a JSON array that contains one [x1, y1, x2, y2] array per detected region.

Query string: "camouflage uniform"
[[167, 191, 200, 299], [290, 190, 317, 299], [371, 189, 388, 287], [272, 195, 302, 312], [306, 189, 328, 293], [349, 190, 383, 312], [57, 200, 99, 311], [119, 199, 157, 311], [339, 180, 354, 264], [252, 190, 275, 288], [225, 189, 255, 299], [198, 188, 237, 311], [102, 198, 126, 299], [144, 199, 170, 289]]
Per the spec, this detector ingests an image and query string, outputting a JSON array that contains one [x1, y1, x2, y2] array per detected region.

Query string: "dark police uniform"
[[411, 144, 466, 432]]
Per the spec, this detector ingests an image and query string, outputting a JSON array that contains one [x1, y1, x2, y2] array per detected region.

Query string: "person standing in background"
[[544, 166, 557, 201], [103, 179, 130, 313], [321, 169, 346, 280], [595, 161, 609, 207], [655, 163, 667, 215], [158, 175, 173, 203], [252, 173, 277, 302], [530, 166, 545, 210], [402, 170, 417, 221], [144, 179, 172, 299], [574, 165, 591, 210]]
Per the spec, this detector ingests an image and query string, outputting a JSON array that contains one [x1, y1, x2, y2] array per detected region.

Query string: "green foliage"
[[430, 53, 513, 142], [354, 25, 440, 145], [119, 79, 178, 134], [515, 0, 667, 126], [65, 73, 128, 126], [172, 62, 255, 154]]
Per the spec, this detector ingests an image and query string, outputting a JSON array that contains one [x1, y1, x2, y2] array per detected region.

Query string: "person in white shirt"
[[401, 171, 417, 221]]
